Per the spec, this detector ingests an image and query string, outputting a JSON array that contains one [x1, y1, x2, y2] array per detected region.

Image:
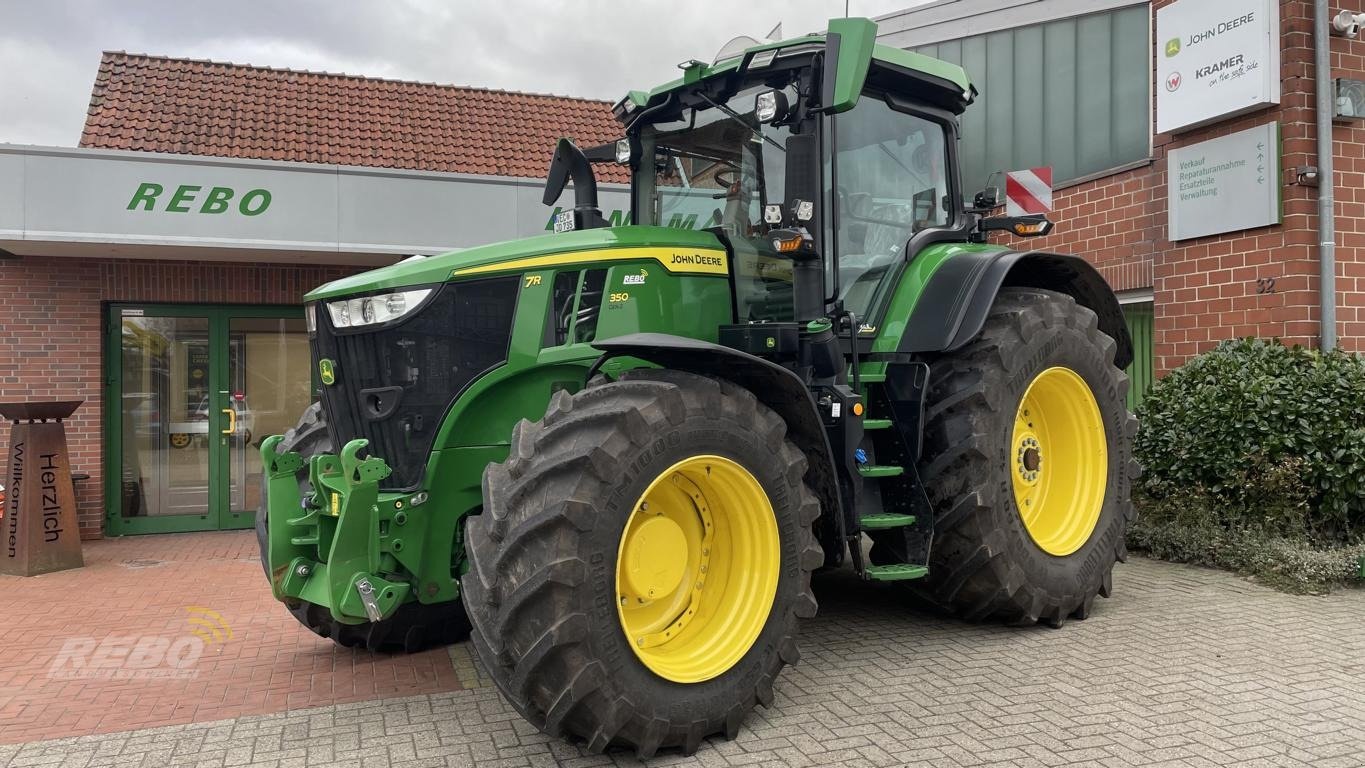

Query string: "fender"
[[897, 250, 1133, 369], [590, 332, 843, 525]]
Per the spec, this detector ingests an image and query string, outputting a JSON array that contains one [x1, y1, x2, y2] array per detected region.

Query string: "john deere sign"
[[1156, 0, 1279, 133], [127, 183, 272, 216]]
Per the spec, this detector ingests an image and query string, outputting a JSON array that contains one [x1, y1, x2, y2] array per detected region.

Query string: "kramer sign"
[[1156, 0, 1279, 133]]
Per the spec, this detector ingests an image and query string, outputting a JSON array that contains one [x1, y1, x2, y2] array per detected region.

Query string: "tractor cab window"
[[832, 97, 950, 318], [635, 87, 796, 321]]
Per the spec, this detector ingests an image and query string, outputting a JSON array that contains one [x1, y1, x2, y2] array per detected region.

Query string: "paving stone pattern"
[[3, 551, 1363, 767], [0, 531, 462, 742]]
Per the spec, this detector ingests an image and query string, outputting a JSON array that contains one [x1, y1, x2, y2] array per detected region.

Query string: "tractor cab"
[[551, 18, 981, 334]]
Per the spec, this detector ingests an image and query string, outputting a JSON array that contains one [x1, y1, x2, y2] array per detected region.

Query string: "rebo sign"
[[127, 182, 272, 216], [1156, 0, 1280, 133]]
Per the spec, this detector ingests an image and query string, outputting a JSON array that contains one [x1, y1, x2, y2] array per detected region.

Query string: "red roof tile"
[[80, 52, 628, 182]]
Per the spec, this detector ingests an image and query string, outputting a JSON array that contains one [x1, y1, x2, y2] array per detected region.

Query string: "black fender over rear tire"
[[899, 287, 1137, 626], [255, 402, 471, 653], [463, 370, 822, 757]]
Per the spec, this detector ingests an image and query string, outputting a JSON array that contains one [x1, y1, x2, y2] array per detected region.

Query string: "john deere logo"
[[1164, 37, 1181, 57], [319, 359, 336, 386]]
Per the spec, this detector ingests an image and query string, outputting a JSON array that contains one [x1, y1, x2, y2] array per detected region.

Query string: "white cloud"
[[0, 0, 926, 146]]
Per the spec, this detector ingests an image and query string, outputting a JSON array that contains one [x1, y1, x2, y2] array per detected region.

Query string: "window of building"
[[914, 4, 1150, 191]]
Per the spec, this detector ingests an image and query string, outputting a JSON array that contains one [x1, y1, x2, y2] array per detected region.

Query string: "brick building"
[[1, 56, 624, 539]]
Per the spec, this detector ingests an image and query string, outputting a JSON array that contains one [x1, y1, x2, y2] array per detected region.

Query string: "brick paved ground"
[[2, 533, 1363, 766], [0, 531, 462, 743]]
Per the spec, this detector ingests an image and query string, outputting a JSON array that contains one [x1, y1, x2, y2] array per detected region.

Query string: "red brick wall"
[[999, 0, 1364, 373], [0, 256, 358, 539]]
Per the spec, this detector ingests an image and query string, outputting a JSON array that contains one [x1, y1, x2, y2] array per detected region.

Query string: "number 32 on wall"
[[1256, 277, 1277, 295]]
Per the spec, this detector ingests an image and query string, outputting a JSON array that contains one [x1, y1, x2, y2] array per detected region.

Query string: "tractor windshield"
[[634, 86, 796, 320], [635, 87, 789, 236]]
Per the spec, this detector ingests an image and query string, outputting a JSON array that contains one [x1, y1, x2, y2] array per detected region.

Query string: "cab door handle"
[[222, 408, 236, 435]]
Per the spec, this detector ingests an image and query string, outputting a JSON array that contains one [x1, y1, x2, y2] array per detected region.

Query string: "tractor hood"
[[305, 225, 726, 301]]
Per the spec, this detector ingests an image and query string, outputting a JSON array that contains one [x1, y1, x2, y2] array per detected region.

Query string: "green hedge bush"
[[1135, 338, 1365, 544]]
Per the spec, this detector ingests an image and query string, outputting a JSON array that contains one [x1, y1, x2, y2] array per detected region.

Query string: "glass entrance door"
[[106, 305, 308, 535], [226, 316, 312, 517]]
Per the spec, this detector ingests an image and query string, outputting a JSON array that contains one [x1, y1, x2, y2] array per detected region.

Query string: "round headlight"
[[336, 303, 350, 326], [385, 293, 407, 315], [360, 298, 375, 324]]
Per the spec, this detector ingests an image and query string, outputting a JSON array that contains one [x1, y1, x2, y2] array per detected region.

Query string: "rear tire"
[[463, 370, 822, 757], [256, 402, 471, 652], [894, 288, 1137, 626]]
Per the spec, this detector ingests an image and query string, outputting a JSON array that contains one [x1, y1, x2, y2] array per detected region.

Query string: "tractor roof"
[[615, 19, 975, 119]]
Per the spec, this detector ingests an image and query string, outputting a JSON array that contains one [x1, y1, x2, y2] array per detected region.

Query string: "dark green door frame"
[[104, 303, 304, 536]]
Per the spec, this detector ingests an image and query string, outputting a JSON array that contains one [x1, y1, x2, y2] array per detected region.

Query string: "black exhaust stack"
[[542, 138, 607, 231]]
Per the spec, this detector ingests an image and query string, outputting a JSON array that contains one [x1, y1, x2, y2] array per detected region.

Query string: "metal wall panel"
[[912, 4, 1151, 191]]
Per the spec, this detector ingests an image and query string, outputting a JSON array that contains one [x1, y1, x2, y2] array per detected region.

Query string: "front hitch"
[[261, 436, 411, 624]]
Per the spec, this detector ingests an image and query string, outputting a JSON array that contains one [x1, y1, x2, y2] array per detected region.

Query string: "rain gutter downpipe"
[[1315, 0, 1337, 351]]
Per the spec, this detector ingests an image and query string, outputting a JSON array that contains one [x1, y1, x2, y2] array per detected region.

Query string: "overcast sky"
[[0, 0, 925, 147]]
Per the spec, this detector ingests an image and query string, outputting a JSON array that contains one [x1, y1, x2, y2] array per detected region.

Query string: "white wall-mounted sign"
[[1156, 0, 1280, 134], [1167, 122, 1280, 241]]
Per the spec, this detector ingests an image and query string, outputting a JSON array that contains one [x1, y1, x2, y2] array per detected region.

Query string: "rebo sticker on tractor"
[[258, 18, 1136, 757]]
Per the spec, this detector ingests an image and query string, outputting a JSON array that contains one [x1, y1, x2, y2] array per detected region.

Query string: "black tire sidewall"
[[577, 413, 803, 718], [989, 315, 1127, 596]]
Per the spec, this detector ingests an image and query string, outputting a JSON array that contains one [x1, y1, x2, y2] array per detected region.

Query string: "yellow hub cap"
[[615, 455, 780, 683], [1011, 367, 1108, 557]]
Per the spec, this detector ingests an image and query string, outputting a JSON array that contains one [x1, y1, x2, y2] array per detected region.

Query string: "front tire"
[[256, 403, 471, 652], [901, 288, 1137, 626], [463, 370, 822, 757]]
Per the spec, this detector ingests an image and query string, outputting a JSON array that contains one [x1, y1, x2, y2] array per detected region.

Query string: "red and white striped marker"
[[1004, 167, 1053, 216]]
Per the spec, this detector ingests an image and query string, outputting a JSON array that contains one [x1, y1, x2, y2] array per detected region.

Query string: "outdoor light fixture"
[[793, 199, 814, 222], [327, 288, 433, 329], [755, 90, 790, 123], [1332, 10, 1364, 37], [615, 139, 632, 164]]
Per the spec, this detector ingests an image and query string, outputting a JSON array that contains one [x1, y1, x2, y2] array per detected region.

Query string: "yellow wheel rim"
[[615, 455, 780, 683], [1011, 367, 1108, 556]]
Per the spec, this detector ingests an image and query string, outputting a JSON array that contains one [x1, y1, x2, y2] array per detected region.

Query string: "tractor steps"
[[857, 464, 904, 478], [857, 371, 887, 384], [859, 513, 916, 529], [865, 563, 929, 581], [863, 418, 893, 431]]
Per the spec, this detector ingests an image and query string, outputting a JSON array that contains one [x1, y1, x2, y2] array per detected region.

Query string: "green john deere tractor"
[[258, 17, 1136, 756]]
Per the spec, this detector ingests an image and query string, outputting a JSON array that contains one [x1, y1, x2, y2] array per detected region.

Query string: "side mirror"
[[973, 186, 999, 209]]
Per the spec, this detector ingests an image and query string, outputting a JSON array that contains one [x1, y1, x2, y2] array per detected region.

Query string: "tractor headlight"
[[615, 138, 632, 164], [304, 303, 317, 335], [326, 288, 433, 329]]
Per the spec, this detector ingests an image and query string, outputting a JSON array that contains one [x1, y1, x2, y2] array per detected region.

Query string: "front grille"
[[312, 277, 520, 489]]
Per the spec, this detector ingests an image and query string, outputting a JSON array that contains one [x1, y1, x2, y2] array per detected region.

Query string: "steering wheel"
[[713, 167, 740, 190]]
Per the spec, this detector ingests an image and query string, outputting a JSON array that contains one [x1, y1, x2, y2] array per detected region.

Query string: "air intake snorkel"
[[542, 137, 607, 232]]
